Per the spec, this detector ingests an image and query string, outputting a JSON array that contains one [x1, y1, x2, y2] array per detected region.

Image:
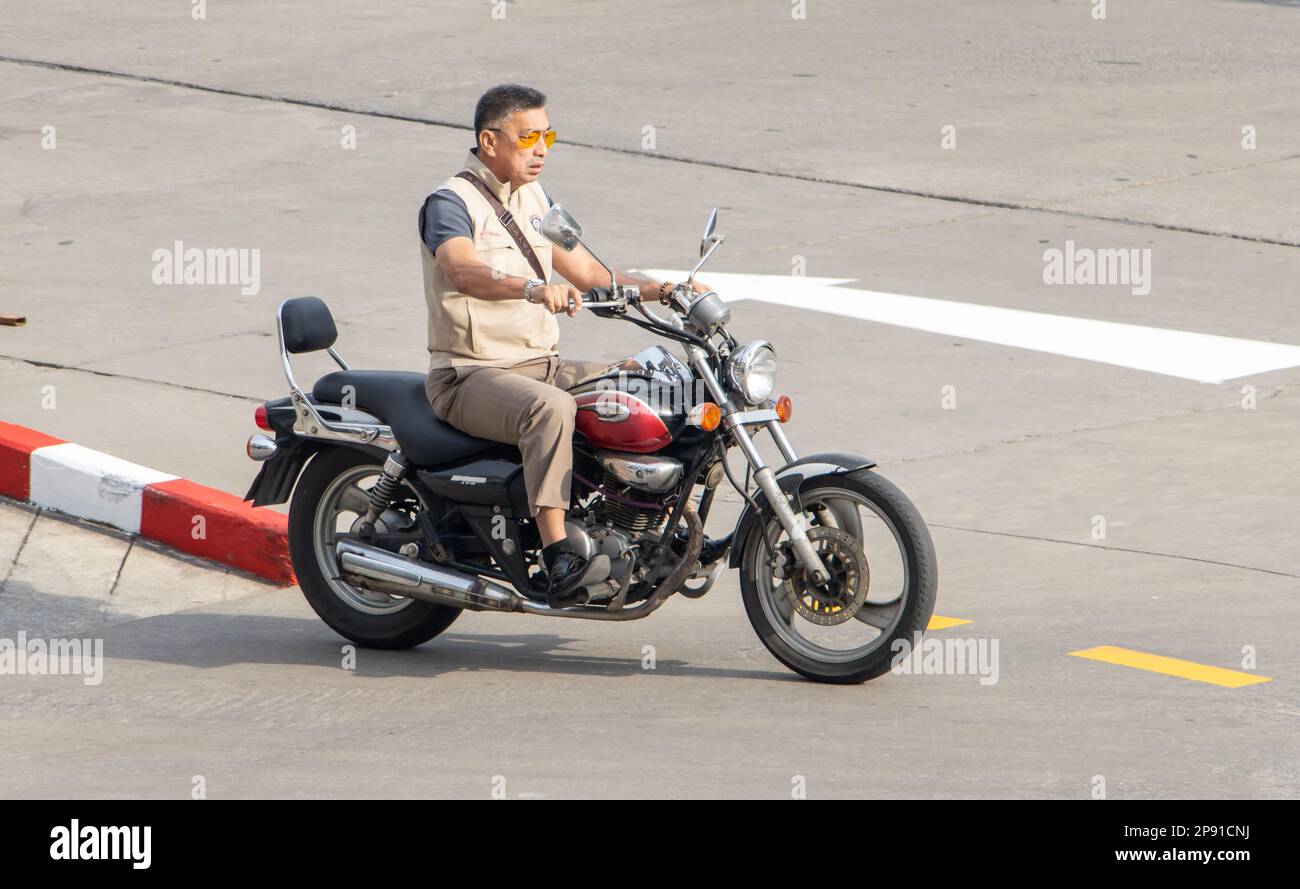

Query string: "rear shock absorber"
[[358, 452, 408, 537]]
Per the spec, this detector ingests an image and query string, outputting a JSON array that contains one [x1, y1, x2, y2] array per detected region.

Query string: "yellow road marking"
[[1069, 645, 1272, 688], [927, 615, 971, 630]]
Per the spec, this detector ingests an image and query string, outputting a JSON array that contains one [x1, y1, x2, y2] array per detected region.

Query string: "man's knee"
[[523, 389, 577, 435], [547, 390, 578, 426]]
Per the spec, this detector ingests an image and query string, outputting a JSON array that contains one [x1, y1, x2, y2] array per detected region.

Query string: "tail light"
[[254, 404, 271, 431]]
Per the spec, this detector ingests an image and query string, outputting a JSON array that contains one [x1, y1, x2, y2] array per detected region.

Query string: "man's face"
[[480, 107, 551, 187]]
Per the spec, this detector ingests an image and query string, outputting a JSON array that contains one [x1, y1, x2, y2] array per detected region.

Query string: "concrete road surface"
[[1, 1, 1296, 798]]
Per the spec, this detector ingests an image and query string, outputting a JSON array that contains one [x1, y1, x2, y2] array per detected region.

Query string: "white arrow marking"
[[637, 270, 1300, 384]]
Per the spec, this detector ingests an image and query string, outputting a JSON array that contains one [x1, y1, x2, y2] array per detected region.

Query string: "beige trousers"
[[425, 356, 617, 515]]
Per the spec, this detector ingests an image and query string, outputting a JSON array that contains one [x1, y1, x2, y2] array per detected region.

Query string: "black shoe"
[[540, 542, 611, 608]]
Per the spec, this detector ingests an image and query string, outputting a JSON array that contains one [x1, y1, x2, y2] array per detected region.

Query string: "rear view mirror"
[[689, 208, 725, 287], [541, 204, 583, 251], [701, 208, 719, 257]]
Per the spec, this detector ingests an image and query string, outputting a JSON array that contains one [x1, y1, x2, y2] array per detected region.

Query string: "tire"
[[288, 447, 462, 649], [739, 469, 937, 684]]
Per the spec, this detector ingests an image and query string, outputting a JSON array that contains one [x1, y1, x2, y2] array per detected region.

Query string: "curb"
[[0, 421, 295, 586]]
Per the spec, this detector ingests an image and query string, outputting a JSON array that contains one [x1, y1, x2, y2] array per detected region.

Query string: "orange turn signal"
[[775, 395, 793, 423], [689, 401, 722, 432], [699, 402, 721, 432]]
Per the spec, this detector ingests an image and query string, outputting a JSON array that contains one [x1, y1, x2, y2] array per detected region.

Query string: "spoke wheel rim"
[[754, 489, 910, 663], [312, 465, 417, 616]]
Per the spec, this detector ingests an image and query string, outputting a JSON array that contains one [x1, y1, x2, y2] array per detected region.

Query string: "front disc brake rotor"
[[781, 526, 869, 626]]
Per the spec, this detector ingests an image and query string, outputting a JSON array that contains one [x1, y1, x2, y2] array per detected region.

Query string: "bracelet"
[[657, 281, 673, 304]]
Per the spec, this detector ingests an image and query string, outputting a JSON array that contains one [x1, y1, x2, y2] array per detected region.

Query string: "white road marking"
[[637, 270, 1300, 384]]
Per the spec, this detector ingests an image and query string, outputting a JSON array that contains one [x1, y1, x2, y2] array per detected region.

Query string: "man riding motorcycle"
[[419, 83, 704, 606], [246, 97, 938, 682]]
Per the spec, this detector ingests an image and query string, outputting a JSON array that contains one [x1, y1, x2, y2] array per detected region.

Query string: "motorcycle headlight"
[[728, 341, 777, 404]]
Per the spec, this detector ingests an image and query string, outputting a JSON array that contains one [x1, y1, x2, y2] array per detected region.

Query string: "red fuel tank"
[[568, 358, 697, 454], [572, 389, 673, 453]]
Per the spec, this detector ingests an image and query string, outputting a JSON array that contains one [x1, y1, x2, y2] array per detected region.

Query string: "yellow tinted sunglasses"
[[490, 127, 557, 149]]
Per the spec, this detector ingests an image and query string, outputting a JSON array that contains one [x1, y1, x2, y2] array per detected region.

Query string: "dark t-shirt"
[[419, 187, 554, 256]]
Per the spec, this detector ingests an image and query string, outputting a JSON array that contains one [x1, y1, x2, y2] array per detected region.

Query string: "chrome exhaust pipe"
[[334, 503, 702, 622], [335, 539, 521, 612]]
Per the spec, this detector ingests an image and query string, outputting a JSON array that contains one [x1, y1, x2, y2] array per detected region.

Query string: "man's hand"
[[655, 278, 714, 305], [535, 283, 583, 316]]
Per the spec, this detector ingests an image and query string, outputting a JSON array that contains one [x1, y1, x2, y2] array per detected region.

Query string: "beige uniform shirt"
[[422, 149, 558, 371]]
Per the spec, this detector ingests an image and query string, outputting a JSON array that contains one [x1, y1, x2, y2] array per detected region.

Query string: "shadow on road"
[[54, 610, 800, 683]]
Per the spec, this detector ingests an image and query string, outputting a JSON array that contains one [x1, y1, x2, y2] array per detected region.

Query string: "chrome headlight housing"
[[728, 340, 777, 404]]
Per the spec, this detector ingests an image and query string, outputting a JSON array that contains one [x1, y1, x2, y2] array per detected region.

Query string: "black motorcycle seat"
[[312, 370, 501, 466]]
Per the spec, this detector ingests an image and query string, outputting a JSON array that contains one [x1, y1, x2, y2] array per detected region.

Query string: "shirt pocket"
[[438, 295, 477, 357], [463, 298, 482, 355], [524, 301, 558, 350]]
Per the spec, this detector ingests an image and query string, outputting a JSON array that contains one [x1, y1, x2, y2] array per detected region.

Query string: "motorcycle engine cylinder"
[[593, 466, 670, 533]]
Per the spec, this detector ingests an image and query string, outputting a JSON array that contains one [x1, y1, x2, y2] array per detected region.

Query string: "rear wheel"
[[739, 470, 937, 684], [288, 447, 461, 649]]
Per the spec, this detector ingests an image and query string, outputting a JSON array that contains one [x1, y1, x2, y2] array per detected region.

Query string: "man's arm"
[[551, 245, 648, 294], [433, 236, 531, 301], [423, 188, 581, 315], [551, 240, 709, 301], [434, 237, 582, 316]]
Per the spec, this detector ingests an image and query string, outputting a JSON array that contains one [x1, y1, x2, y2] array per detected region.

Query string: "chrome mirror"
[[541, 203, 617, 291], [541, 204, 583, 252], [688, 208, 725, 288], [700, 208, 719, 257]]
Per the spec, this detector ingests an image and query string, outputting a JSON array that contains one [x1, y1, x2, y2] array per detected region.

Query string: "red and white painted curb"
[[0, 421, 294, 585]]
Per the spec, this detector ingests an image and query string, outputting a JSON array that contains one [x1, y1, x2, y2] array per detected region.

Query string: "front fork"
[[690, 353, 830, 585]]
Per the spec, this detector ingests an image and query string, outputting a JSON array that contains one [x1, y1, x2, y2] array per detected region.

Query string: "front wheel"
[[739, 470, 937, 684], [288, 447, 462, 649]]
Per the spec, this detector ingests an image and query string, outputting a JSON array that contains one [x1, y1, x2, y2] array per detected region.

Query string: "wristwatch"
[[522, 278, 545, 304]]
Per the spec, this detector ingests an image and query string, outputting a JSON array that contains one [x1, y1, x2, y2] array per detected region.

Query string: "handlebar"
[[581, 285, 645, 311], [576, 283, 719, 351], [583, 283, 693, 308]]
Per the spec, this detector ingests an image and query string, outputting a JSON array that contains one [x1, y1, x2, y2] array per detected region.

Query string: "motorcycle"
[[243, 205, 937, 683]]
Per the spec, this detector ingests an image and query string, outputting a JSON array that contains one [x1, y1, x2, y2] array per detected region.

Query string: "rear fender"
[[244, 437, 317, 507], [243, 396, 389, 507]]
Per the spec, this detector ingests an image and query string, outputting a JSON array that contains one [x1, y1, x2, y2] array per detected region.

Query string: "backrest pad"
[[280, 296, 338, 354]]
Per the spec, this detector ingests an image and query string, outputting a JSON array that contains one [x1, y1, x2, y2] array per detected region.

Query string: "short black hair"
[[473, 84, 547, 136]]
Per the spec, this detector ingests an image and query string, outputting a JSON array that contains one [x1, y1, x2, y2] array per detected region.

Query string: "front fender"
[[726, 452, 877, 569]]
